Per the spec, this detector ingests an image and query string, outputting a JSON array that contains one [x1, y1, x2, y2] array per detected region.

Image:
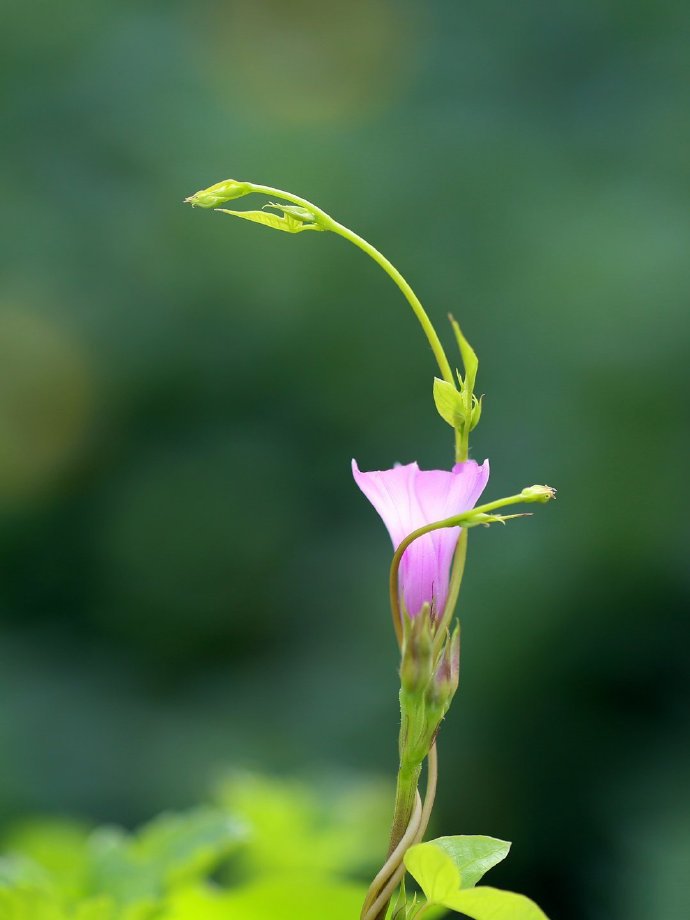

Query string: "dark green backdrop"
[[1, 2, 689, 918]]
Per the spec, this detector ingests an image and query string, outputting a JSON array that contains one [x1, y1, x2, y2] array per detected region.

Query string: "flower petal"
[[352, 458, 490, 618]]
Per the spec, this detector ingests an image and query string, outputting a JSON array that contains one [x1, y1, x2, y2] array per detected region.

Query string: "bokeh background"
[[1, 1, 689, 917]]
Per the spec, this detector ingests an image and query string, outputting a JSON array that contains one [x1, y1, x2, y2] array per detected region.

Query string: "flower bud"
[[426, 624, 460, 715], [520, 484, 557, 503], [185, 179, 252, 208]]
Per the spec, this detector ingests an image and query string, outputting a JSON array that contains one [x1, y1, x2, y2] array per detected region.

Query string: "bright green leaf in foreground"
[[216, 773, 390, 876], [405, 838, 548, 920], [88, 807, 245, 903], [72, 897, 117, 920], [0, 887, 66, 920], [131, 807, 247, 887], [444, 885, 549, 920], [1, 820, 91, 900], [162, 877, 366, 920], [404, 843, 461, 904], [0, 855, 52, 888]]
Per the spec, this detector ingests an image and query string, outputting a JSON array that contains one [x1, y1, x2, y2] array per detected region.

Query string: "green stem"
[[245, 183, 455, 385]]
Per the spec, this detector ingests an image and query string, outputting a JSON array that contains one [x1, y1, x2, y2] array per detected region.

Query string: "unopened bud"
[[185, 179, 252, 208], [426, 624, 461, 714], [520, 484, 557, 503]]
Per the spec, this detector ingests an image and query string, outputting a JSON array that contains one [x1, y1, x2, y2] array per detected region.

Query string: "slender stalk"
[[327, 219, 455, 386], [389, 491, 531, 632], [433, 529, 468, 655], [244, 183, 455, 386]]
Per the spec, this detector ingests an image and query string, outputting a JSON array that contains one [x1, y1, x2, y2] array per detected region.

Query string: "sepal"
[[400, 605, 435, 697], [399, 621, 461, 767]]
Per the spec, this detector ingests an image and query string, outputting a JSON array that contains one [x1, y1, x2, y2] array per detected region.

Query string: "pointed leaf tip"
[[430, 835, 511, 888]]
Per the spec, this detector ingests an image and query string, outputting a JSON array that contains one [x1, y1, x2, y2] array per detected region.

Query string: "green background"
[[1, 1, 689, 917]]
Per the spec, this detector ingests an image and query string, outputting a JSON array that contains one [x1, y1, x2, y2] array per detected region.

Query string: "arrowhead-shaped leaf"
[[430, 835, 511, 888]]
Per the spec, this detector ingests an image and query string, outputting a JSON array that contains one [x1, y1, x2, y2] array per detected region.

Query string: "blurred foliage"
[[0, 775, 375, 919], [1, 1, 689, 919]]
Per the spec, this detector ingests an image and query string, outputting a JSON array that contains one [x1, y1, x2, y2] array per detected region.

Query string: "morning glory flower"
[[352, 459, 490, 619]]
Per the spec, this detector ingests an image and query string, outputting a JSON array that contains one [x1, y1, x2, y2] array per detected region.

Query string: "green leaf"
[[470, 394, 483, 431], [73, 898, 117, 920], [0, 887, 66, 920], [433, 378, 466, 430], [430, 835, 511, 888], [162, 877, 366, 920], [404, 839, 548, 919], [217, 208, 320, 233], [216, 773, 390, 876], [0, 855, 52, 888], [444, 885, 549, 919], [131, 807, 247, 887], [88, 807, 245, 903], [2, 819, 91, 899], [403, 843, 461, 904], [222, 876, 366, 920], [450, 318, 479, 399]]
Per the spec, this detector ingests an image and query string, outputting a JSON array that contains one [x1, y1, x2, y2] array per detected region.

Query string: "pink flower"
[[352, 459, 490, 619]]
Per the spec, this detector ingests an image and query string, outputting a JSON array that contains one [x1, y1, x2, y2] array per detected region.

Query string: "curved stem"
[[245, 183, 455, 386], [388, 489, 534, 632], [414, 742, 438, 846], [361, 790, 423, 919], [328, 220, 454, 385], [361, 745, 438, 920], [364, 860, 408, 920]]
